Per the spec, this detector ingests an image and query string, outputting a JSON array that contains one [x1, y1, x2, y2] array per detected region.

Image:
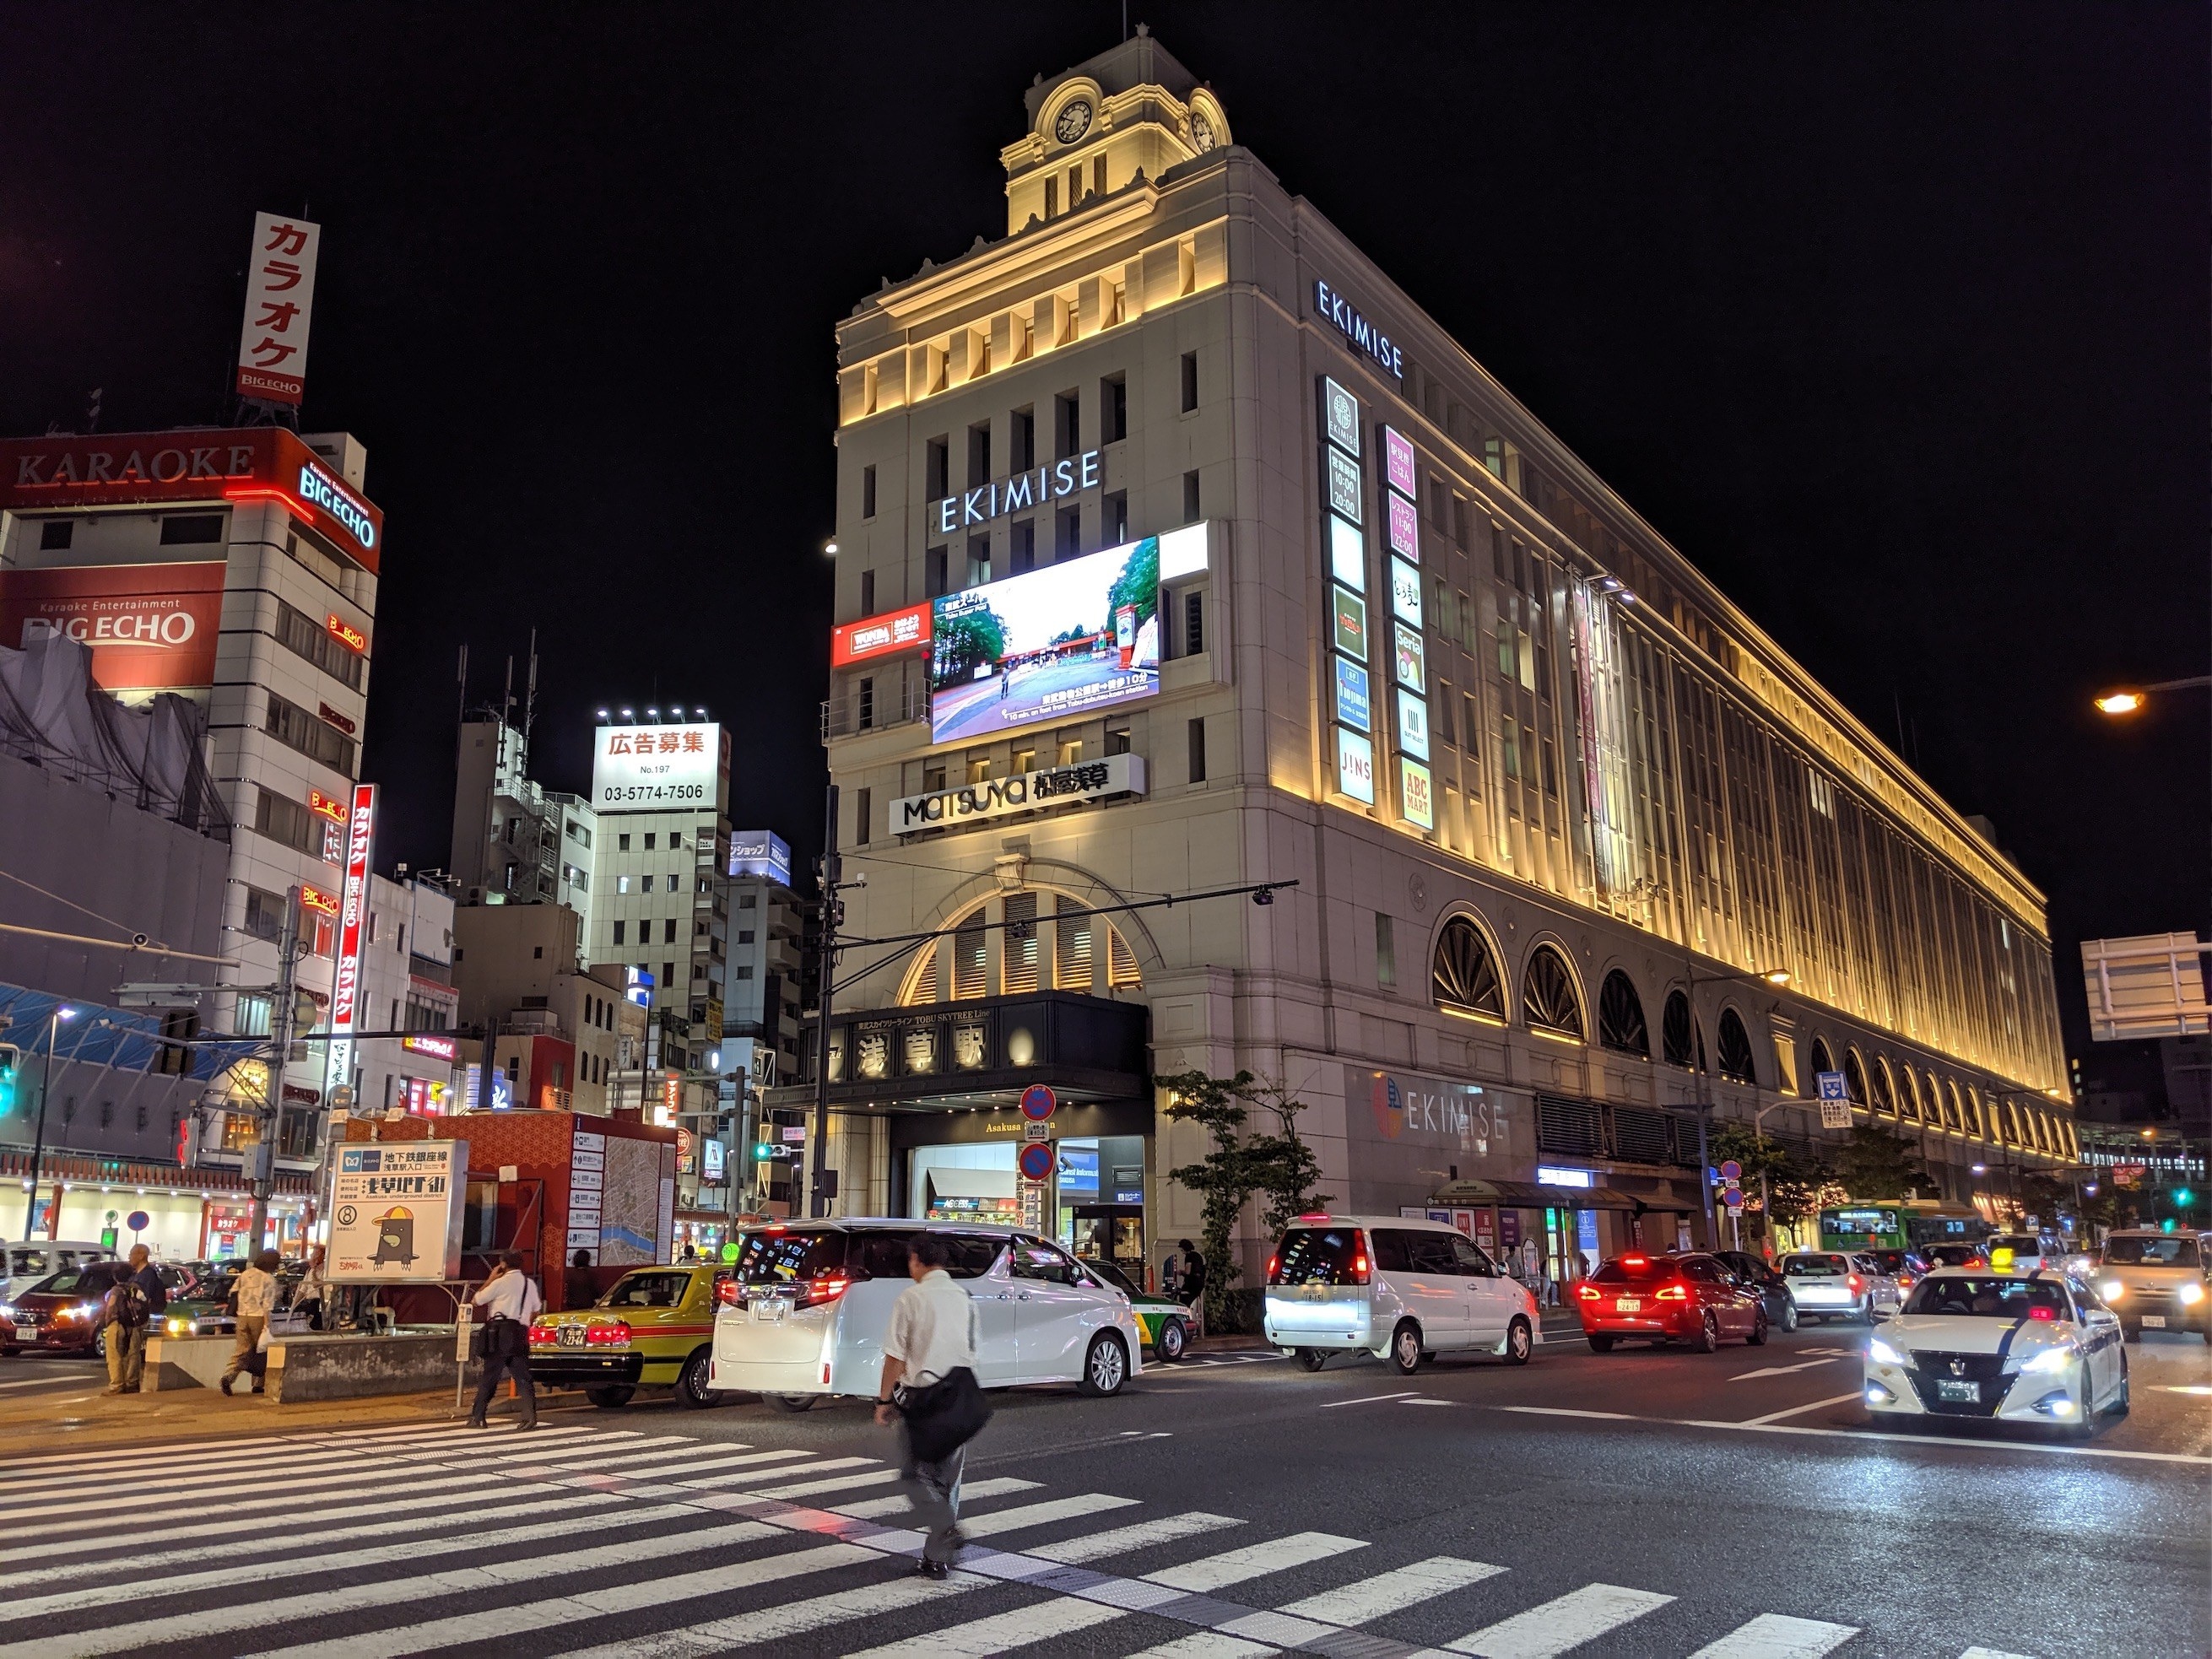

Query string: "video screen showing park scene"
[[928, 535, 1160, 743]]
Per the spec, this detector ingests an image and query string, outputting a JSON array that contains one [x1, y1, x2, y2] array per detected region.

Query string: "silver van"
[[1263, 1213, 1541, 1374], [3, 1241, 116, 1305], [707, 1218, 1144, 1408]]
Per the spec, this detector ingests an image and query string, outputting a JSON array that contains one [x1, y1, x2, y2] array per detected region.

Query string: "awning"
[[923, 1167, 1018, 1201], [1429, 1178, 1643, 1213]]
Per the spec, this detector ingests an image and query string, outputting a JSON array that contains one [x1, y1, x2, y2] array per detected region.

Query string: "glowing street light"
[[2093, 675, 2208, 716]]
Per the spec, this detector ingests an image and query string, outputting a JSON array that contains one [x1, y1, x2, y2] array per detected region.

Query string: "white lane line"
[[232, 1539, 876, 1659], [1741, 1392, 1865, 1426], [1126, 1637, 1278, 1659], [1403, 1397, 1455, 1406], [19, 1423, 627, 1479], [0, 1374, 91, 1390], [1730, 1359, 1847, 1381], [1144, 1531, 1367, 1593], [958, 1493, 1138, 1537], [546, 1573, 980, 1659], [0, 1469, 517, 1550], [841, 1592, 1129, 1658], [1277, 1554, 1506, 1625], [672, 1454, 875, 1488], [1030, 1511, 1246, 1564], [1497, 1406, 1636, 1419], [1321, 1391, 1421, 1408], [1689, 1613, 1862, 1657], [0, 1419, 495, 1467], [0, 1520, 788, 1659], [0, 1498, 713, 1620], [833, 1477, 1041, 1519], [1445, 1583, 1674, 1657], [1674, 1416, 2212, 1466], [527, 1446, 814, 1482], [0, 1490, 631, 1591], [749, 1467, 902, 1500], [1956, 1648, 2038, 1659]]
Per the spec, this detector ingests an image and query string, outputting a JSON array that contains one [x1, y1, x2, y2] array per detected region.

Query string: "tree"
[[1106, 537, 1160, 630], [934, 604, 1007, 679], [1160, 1068, 1261, 1334], [1711, 1122, 1831, 1240], [1241, 1074, 1332, 1237], [1829, 1124, 1935, 1201]]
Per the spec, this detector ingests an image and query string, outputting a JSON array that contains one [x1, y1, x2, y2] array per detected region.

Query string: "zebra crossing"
[[0, 1420, 2039, 1658]]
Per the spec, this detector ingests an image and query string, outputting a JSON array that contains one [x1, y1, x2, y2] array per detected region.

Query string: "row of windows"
[[273, 598, 366, 692], [611, 918, 684, 945], [263, 689, 356, 774]]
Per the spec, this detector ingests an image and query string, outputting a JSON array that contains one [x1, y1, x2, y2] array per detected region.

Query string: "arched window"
[[1895, 1067, 1920, 1122], [1714, 1009, 1756, 1083], [1808, 1038, 1834, 1081], [1869, 1058, 1896, 1117], [1522, 945, 1585, 1040], [1951, 1082, 1972, 1138], [1842, 1048, 1869, 1105], [1432, 916, 1506, 1020], [1662, 991, 1701, 1069], [1597, 971, 1648, 1056], [901, 894, 1141, 1005], [1924, 1072, 1946, 1129]]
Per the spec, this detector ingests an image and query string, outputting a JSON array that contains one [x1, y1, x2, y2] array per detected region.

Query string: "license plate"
[[1937, 1379, 1978, 1402], [1304, 1284, 1327, 1302], [751, 1300, 787, 1322], [2142, 1316, 2166, 1329], [558, 1326, 585, 1348], [1615, 1298, 1641, 1313], [12, 1326, 32, 1343]]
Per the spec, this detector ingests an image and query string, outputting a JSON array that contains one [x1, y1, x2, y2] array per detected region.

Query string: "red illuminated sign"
[[300, 884, 340, 918], [0, 561, 226, 692], [0, 429, 383, 575], [318, 702, 357, 735], [325, 785, 376, 1099], [307, 787, 348, 824], [326, 613, 367, 654], [831, 602, 933, 668], [402, 1032, 458, 1063]]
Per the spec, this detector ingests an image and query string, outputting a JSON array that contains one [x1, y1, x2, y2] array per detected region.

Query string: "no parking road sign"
[[1019, 1084, 1057, 1121], [1018, 1141, 1055, 1182]]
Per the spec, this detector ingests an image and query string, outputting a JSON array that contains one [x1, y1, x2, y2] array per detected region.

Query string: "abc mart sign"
[[894, 753, 1145, 836]]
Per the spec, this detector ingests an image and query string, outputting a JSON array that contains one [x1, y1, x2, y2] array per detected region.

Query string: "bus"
[[1817, 1202, 1989, 1255]]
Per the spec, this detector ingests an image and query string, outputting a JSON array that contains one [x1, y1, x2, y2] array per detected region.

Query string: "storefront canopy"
[[1430, 1177, 1644, 1213], [923, 1167, 1018, 1200]]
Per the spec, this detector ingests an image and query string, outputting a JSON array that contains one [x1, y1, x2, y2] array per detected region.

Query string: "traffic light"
[[0, 1044, 19, 1116], [2173, 1187, 2194, 1208]]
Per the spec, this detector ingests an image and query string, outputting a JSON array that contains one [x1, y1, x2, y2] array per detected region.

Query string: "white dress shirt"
[[882, 1268, 978, 1388], [473, 1270, 544, 1322]]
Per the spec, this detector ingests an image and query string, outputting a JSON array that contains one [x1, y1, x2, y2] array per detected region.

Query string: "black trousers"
[[471, 1319, 537, 1421]]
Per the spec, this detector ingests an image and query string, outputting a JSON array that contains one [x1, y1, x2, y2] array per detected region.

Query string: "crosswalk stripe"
[[0, 1520, 785, 1659], [0, 1498, 715, 1621], [749, 1467, 903, 1500], [841, 1590, 1130, 1657], [955, 1493, 1139, 1537], [1445, 1583, 1675, 1657], [1125, 1635, 1277, 1658], [1689, 1613, 1861, 1657], [235, 1539, 879, 1659], [1144, 1531, 1367, 1593], [834, 1477, 1041, 1517], [1275, 1554, 1506, 1625], [0, 1419, 491, 1470], [674, 1453, 875, 1488], [24, 1422, 627, 1480], [1957, 1649, 2038, 1659], [0, 1468, 518, 1550], [532, 1446, 813, 1481], [0, 1490, 633, 1591], [547, 1572, 982, 1659], [1030, 1511, 1245, 1564]]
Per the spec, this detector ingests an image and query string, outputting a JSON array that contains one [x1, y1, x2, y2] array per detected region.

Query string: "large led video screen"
[[929, 534, 1160, 743]]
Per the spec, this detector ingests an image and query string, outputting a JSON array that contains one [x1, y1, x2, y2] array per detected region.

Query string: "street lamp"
[[1683, 961, 1793, 1248], [20, 1005, 78, 1241], [2092, 674, 2209, 716]]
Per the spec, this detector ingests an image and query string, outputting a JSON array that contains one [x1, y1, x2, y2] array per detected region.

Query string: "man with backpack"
[[102, 1245, 165, 1395]]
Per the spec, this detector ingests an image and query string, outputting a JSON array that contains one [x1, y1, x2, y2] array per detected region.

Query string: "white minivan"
[[1263, 1213, 1540, 1374], [3, 1241, 116, 1304], [708, 1219, 1144, 1408]]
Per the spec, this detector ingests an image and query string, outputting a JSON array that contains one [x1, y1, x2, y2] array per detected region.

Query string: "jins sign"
[[932, 450, 1101, 535]]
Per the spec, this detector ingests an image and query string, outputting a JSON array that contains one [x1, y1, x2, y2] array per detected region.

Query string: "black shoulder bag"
[[895, 1365, 992, 1465]]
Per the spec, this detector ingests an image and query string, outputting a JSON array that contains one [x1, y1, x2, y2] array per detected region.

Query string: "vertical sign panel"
[[235, 213, 322, 406], [325, 783, 376, 1100]]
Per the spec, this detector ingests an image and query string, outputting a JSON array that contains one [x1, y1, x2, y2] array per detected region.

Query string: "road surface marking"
[[1277, 1554, 1506, 1624], [1127, 1637, 1276, 1659], [1957, 1649, 2039, 1659], [842, 1591, 1129, 1657], [1322, 1390, 1422, 1408], [956, 1493, 1139, 1537], [834, 1477, 1041, 1518], [1741, 1392, 1866, 1425], [749, 1467, 903, 1500], [549, 1573, 979, 1659], [1681, 1417, 2212, 1465], [1498, 1406, 1635, 1419], [1030, 1511, 1247, 1563], [0, 1418, 530, 1470], [1729, 1358, 1847, 1381], [1403, 1396, 1456, 1406], [1689, 1613, 1862, 1656], [1144, 1531, 1367, 1592], [0, 1467, 527, 1549], [1445, 1582, 1675, 1657]]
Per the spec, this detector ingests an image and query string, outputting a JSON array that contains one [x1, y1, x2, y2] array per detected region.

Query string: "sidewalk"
[[0, 1375, 468, 1455]]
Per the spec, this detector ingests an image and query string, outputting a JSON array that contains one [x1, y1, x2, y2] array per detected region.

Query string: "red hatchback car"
[[1575, 1251, 1770, 1353]]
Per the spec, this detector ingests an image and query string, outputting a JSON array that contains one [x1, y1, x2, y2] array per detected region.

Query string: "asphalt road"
[[3, 1325, 2205, 1657]]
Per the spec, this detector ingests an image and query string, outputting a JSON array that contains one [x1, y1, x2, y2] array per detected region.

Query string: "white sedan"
[[1863, 1268, 2128, 1435]]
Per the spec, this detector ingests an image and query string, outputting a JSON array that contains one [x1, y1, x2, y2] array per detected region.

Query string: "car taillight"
[[1655, 1283, 1688, 1301], [806, 1274, 851, 1307], [714, 1279, 742, 1307], [1847, 1273, 1865, 1294], [1577, 1283, 1602, 1301], [585, 1321, 631, 1346], [1265, 1254, 1279, 1283], [527, 1322, 556, 1344], [1350, 1253, 1371, 1284]]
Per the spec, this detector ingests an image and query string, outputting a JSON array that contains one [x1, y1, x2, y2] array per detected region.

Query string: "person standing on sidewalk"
[[220, 1249, 280, 1396], [295, 1246, 328, 1332], [1176, 1239, 1208, 1337], [101, 1246, 163, 1394], [875, 1235, 985, 1580], [468, 1252, 543, 1430]]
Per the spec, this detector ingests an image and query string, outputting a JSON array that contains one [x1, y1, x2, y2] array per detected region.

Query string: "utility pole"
[[248, 887, 306, 1253], [809, 780, 841, 1219], [20, 1003, 78, 1241]]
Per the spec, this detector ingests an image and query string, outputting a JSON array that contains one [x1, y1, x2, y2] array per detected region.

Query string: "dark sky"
[[2, 4, 2204, 1060]]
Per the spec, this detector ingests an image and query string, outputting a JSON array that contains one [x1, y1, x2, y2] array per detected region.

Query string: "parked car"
[[1576, 1251, 1769, 1352], [2094, 1229, 2211, 1342], [1263, 1213, 1539, 1374], [1864, 1269, 2128, 1435], [1779, 1251, 1900, 1323], [2, 1262, 133, 1356], [1858, 1248, 1934, 1298], [1713, 1250, 1800, 1333], [3, 1241, 116, 1305], [709, 1219, 1144, 1408], [158, 1265, 309, 1340], [530, 1261, 732, 1408], [1079, 1256, 1191, 1362]]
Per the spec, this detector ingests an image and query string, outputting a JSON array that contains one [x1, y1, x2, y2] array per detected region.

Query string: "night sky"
[[2, 4, 2203, 1060]]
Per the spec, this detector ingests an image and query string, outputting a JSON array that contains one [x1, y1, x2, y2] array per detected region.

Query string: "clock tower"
[[999, 27, 1230, 236]]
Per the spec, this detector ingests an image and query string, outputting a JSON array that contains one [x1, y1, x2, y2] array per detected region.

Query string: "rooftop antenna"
[[523, 627, 539, 751], [456, 641, 469, 730]]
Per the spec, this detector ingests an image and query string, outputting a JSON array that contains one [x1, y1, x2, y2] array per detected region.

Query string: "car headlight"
[[1867, 1337, 1906, 1366], [0, 1304, 14, 1321], [2021, 1345, 2074, 1375], [2100, 1280, 2126, 1301], [2179, 1283, 2205, 1305]]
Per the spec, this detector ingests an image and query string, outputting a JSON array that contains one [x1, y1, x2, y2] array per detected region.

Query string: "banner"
[[235, 212, 322, 406], [0, 561, 225, 691]]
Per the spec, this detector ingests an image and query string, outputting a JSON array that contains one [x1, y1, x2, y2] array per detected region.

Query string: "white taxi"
[[1863, 1268, 2127, 1435]]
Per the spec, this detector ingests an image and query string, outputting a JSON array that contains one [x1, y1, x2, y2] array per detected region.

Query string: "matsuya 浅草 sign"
[[0, 561, 226, 691], [0, 428, 382, 574]]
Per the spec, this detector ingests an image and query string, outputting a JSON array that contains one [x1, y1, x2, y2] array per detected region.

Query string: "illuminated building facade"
[[805, 34, 2069, 1279]]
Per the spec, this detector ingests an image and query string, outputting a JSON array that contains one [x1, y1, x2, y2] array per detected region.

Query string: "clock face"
[[1191, 112, 1217, 151], [1054, 100, 1093, 144]]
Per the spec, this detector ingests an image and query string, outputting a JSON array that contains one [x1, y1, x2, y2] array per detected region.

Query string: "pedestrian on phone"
[[875, 1235, 986, 1580], [468, 1252, 544, 1430]]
